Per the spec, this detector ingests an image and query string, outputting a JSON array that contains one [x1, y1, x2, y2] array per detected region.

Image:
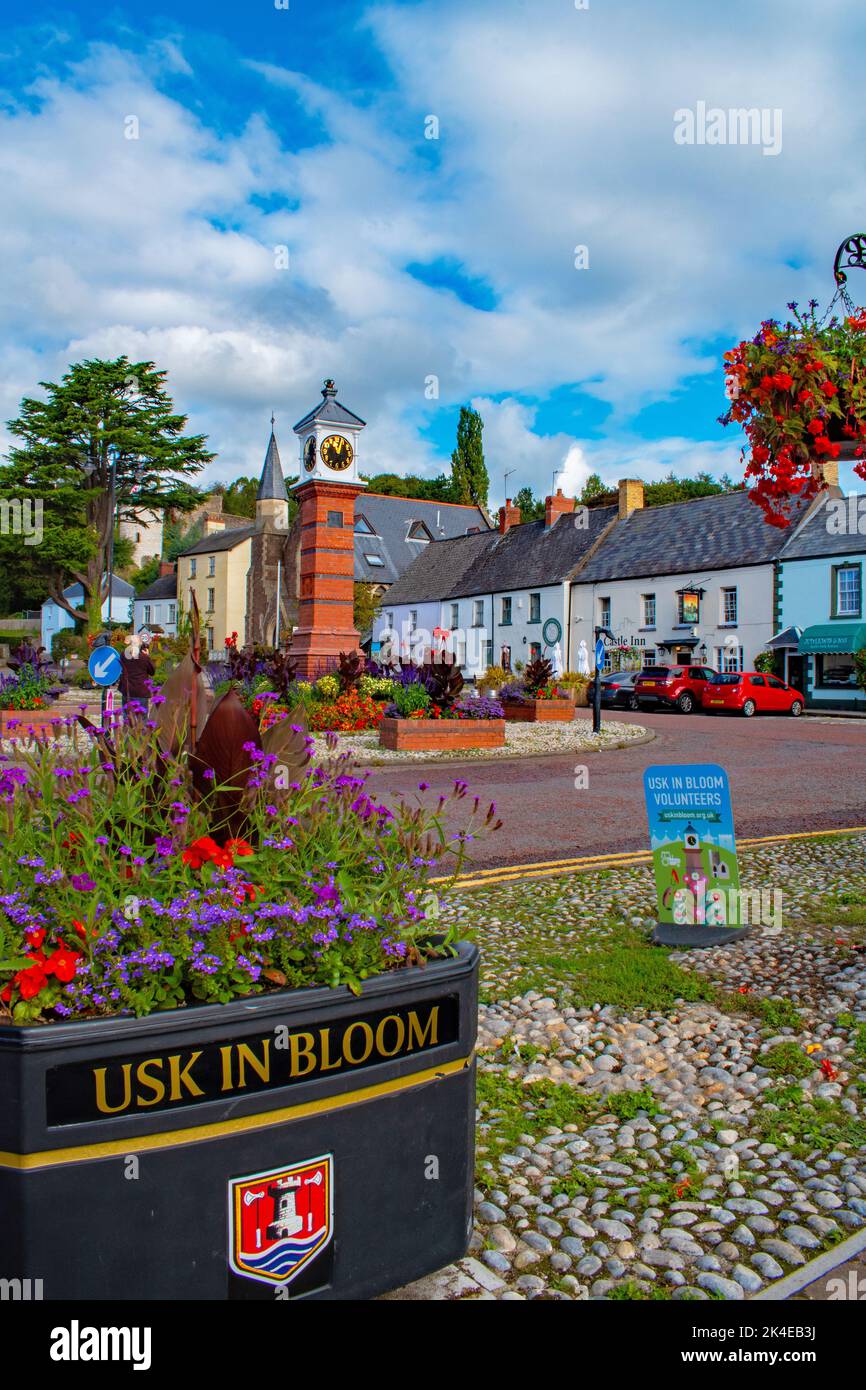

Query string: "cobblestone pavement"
[[369, 708, 866, 870], [387, 833, 866, 1300]]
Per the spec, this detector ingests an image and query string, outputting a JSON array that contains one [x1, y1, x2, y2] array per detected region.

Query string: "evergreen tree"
[[0, 358, 210, 632], [513, 485, 544, 522], [450, 406, 489, 508]]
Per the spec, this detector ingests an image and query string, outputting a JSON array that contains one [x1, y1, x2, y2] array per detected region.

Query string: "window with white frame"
[[189, 558, 197, 578], [207, 588, 215, 613], [715, 645, 744, 673], [410, 610, 418, 632], [450, 603, 459, 630], [144, 605, 152, 624], [168, 604, 176, 624], [599, 596, 611, 628], [721, 587, 738, 625], [472, 599, 484, 628], [641, 593, 656, 628], [643, 648, 656, 666], [207, 555, 215, 577], [835, 564, 862, 617]]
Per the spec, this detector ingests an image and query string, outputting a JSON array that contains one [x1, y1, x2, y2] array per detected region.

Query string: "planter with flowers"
[[0, 604, 496, 1300], [499, 658, 574, 722], [722, 300, 866, 527], [0, 654, 67, 741], [378, 663, 505, 751]]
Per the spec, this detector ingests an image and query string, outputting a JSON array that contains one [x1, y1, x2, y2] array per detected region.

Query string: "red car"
[[701, 671, 805, 717], [634, 664, 717, 714]]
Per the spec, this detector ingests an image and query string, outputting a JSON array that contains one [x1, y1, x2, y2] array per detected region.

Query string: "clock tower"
[[290, 380, 367, 678]]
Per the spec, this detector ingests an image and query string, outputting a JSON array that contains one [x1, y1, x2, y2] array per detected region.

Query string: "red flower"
[[26, 928, 46, 949], [773, 372, 793, 391], [225, 839, 254, 857], [807, 419, 826, 436], [820, 380, 838, 397], [182, 836, 222, 868], [45, 945, 81, 984], [18, 966, 48, 1000]]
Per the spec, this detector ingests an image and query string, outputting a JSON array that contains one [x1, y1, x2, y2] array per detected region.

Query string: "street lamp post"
[[592, 625, 615, 734]]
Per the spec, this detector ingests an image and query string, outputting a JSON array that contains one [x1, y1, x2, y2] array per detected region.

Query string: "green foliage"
[[393, 682, 432, 717], [0, 357, 210, 633], [605, 1087, 663, 1121], [758, 997, 804, 1031], [353, 582, 381, 637], [513, 486, 545, 522], [754, 649, 782, 676], [50, 629, 89, 662], [362, 472, 455, 501], [757, 1083, 866, 1154], [854, 647, 866, 694], [164, 514, 204, 562], [762, 1042, 813, 1078], [450, 405, 489, 508], [580, 473, 607, 503], [130, 555, 162, 595]]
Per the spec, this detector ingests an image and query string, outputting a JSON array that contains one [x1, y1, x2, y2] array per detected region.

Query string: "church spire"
[[256, 418, 289, 532], [257, 418, 288, 502]]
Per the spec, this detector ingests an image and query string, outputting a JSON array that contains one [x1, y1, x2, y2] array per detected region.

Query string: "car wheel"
[[677, 693, 694, 714], [790, 699, 803, 717], [628, 694, 639, 711], [742, 699, 756, 717]]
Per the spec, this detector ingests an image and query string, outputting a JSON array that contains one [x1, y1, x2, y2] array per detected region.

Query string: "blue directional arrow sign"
[[595, 637, 606, 670], [88, 646, 122, 687]]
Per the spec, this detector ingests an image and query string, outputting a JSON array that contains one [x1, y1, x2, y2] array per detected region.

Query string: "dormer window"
[[407, 521, 433, 543], [355, 515, 376, 534]]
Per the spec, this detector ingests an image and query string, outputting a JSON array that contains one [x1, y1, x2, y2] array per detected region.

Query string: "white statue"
[[576, 640, 590, 675]]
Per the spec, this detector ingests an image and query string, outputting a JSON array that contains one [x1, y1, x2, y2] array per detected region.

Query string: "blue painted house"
[[775, 493, 866, 711], [41, 578, 135, 652]]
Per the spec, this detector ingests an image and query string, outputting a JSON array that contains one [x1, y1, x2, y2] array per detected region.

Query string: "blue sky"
[[2, 0, 866, 502]]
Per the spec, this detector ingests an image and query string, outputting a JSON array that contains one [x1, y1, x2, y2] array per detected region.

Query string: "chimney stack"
[[159, 560, 175, 578], [811, 458, 840, 490], [498, 498, 521, 534], [544, 489, 573, 529], [618, 478, 645, 520]]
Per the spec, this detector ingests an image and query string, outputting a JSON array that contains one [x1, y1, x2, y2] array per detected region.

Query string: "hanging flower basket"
[[722, 301, 866, 526]]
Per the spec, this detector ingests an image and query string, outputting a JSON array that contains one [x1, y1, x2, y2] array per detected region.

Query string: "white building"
[[375, 479, 825, 680]]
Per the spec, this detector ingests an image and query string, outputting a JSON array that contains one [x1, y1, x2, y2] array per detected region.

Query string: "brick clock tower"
[[290, 380, 366, 678]]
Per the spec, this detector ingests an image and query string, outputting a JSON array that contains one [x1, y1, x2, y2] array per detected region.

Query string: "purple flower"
[[70, 873, 97, 892]]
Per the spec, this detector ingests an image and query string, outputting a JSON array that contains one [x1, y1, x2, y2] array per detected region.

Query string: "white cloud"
[[1, 1, 865, 504]]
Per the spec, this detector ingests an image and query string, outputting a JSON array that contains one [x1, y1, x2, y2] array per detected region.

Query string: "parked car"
[[701, 671, 805, 717], [634, 664, 717, 714], [587, 670, 641, 710]]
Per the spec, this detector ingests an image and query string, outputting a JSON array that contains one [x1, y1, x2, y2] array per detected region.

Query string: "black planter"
[[0, 944, 478, 1301]]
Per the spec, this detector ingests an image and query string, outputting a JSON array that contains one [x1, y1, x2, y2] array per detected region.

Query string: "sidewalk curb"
[[751, 1225, 866, 1300]]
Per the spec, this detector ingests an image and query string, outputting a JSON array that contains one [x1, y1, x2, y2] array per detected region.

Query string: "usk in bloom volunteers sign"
[[643, 763, 747, 946]]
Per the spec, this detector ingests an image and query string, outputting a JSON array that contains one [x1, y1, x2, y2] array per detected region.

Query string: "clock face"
[[303, 435, 317, 472], [320, 434, 354, 471]]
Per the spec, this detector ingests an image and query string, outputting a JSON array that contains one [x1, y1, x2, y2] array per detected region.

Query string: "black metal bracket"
[[834, 233, 866, 287]]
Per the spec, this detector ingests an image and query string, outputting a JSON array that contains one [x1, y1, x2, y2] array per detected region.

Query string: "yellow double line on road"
[[437, 825, 866, 892]]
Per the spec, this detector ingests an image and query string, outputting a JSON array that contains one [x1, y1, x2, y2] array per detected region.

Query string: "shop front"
[[798, 623, 866, 711]]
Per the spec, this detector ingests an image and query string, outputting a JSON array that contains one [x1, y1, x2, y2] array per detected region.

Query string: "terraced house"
[[377, 473, 839, 680]]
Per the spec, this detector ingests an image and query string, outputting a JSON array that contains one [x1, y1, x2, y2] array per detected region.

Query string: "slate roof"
[[60, 577, 135, 600], [180, 525, 256, 557], [779, 493, 866, 560], [383, 505, 617, 604], [577, 491, 802, 583], [355, 493, 490, 587], [257, 429, 288, 502], [136, 573, 177, 602], [294, 380, 366, 433]]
